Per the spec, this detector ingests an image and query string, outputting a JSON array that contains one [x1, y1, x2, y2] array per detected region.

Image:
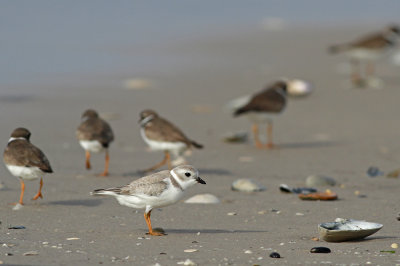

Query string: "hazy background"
[[1, 0, 399, 94]]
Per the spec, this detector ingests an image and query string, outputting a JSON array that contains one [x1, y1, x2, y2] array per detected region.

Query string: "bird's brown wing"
[[351, 32, 390, 49], [77, 118, 114, 147], [3, 140, 53, 173], [235, 87, 286, 115], [145, 117, 193, 146]]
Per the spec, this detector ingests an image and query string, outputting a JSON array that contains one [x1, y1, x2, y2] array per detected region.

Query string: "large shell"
[[287, 79, 313, 97], [318, 218, 383, 242]]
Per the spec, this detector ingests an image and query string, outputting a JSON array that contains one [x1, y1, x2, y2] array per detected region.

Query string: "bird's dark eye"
[[185, 172, 191, 177]]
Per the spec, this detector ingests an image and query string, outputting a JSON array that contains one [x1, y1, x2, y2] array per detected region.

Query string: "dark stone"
[[310, 247, 331, 253], [269, 252, 281, 258]]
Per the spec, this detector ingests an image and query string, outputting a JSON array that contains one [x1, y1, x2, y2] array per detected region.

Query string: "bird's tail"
[[233, 107, 247, 117], [91, 187, 121, 196], [191, 141, 204, 149]]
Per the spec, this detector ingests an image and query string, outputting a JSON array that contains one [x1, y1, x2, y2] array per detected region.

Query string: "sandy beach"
[[1, 21, 400, 265]]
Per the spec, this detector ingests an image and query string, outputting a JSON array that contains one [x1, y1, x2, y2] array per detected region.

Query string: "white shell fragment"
[[231, 179, 266, 192], [184, 194, 220, 204], [287, 79, 313, 97], [318, 218, 383, 242]]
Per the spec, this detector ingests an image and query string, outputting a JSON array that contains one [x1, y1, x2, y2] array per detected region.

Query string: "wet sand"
[[1, 26, 400, 265]]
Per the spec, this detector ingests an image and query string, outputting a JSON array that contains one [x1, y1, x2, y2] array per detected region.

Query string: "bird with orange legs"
[[76, 109, 114, 176], [3, 128, 53, 205], [233, 80, 287, 149], [91, 165, 206, 236]]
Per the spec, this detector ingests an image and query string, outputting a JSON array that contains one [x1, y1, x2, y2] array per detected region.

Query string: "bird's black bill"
[[196, 177, 206, 184]]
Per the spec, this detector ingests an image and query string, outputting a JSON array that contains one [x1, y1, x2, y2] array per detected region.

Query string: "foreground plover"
[[76, 109, 114, 176], [92, 165, 206, 236], [3, 128, 53, 205], [233, 80, 287, 149], [139, 110, 203, 172], [329, 25, 400, 84]]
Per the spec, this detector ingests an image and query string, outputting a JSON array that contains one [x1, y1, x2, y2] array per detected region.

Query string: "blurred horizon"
[[1, 1, 399, 93]]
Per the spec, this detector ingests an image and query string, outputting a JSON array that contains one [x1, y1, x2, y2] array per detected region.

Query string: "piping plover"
[[139, 110, 203, 172], [91, 165, 206, 236], [329, 25, 400, 84], [233, 80, 287, 149], [3, 128, 53, 205], [76, 109, 114, 176]]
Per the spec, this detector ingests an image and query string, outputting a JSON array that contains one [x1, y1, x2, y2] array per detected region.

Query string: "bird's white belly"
[[79, 140, 104, 153], [115, 187, 184, 210], [347, 48, 389, 61], [6, 165, 43, 180], [140, 128, 186, 152]]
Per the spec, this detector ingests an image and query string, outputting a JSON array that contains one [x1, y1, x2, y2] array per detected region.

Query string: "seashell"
[[232, 179, 266, 192], [318, 218, 383, 242], [310, 247, 331, 253], [287, 79, 313, 98], [299, 191, 337, 201], [184, 194, 220, 204]]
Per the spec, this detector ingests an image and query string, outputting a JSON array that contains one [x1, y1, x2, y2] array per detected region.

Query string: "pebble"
[[391, 243, 398, 249], [177, 259, 197, 265], [8, 225, 26, 229], [306, 175, 336, 187], [244, 250, 253, 254], [12, 203, 23, 211], [269, 252, 281, 258], [184, 249, 198, 253], [222, 131, 248, 143], [184, 194, 220, 204], [231, 179, 266, 192], [367, 166, 384, 177], [310, 247, 331, 253], [23, 251, 39, 256]]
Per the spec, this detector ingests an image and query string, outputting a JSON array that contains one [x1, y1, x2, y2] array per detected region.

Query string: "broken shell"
[[299, 191, 337, 201], [279, 184, 317, 194], [269, 252, 281, 258], [287, 79, 313, 98], [318, 218, 383, 242]]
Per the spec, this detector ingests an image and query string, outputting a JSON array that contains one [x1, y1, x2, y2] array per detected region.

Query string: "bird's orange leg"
[[142, 151, 170, 173], [19, 179, 25, 205], [32, 177, 43, 200], [97, 150, 109, 177], [252, 124, 263, 149], [85, 150, 91, 170], [144, 210, 165, 236], [266, 122, 275, 149]]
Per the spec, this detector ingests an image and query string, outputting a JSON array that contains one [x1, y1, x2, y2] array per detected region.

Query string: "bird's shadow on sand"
[[164, 229, 267, 234], [47, 198, 103, 207], [278, 141, 341, 150]]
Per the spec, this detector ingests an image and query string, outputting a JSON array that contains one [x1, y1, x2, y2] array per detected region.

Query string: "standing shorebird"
[[76, 109, 114, 176], [139, 110, 203, 173], [3, 128, 53, 205], [91, 165, 206, 236], [233, 80, 287, 149], [329, 25, 400, 85]]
